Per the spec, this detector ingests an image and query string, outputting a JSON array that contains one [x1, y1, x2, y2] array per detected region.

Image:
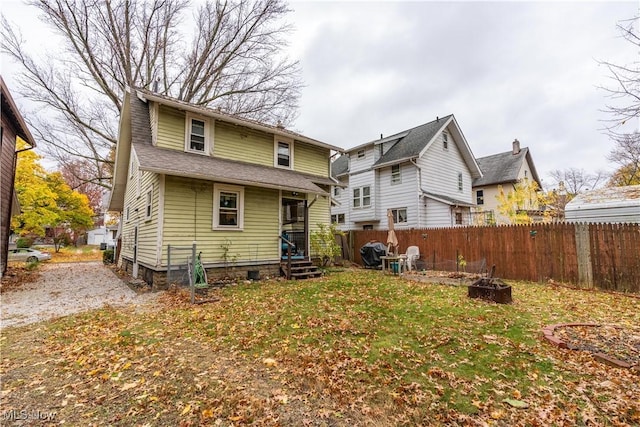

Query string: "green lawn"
[[1, 270, 638, 425]]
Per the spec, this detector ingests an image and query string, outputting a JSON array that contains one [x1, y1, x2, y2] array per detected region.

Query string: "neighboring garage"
[[565, 185, 640, 224]]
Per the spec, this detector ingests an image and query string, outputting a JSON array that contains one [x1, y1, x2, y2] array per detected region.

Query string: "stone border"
[[542, 323, 633, 369]]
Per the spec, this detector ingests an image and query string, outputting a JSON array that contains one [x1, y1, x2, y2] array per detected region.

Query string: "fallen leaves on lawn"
[[1, 269, 639, 426]]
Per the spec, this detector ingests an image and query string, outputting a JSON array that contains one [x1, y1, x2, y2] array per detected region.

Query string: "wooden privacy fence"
[[349, 223, 640, 293]]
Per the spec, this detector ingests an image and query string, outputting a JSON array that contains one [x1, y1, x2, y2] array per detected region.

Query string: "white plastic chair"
[[404, 246, 420, 271]]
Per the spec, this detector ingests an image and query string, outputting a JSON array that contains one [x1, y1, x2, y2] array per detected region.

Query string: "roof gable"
[[135, 88, 342, 152]]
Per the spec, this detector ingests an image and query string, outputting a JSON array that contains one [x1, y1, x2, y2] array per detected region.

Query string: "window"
[[129, 156, 135, 178], [126, 206, 130, 221], [458, 173, 463, 191], [334, 187, 341, 197], [391, 208, 407, 224], [443, 132, 449, 149], [185, 115, 211, 154], [391, 164, 401, 185], [485, 211, 495, 225], [455, 212, 463, 225], [357, 149, 365, 158], [476, 190, 484, 205], [331, 213, 345, 224], [353, 186, 371, 208], [145, 188, 153, 220], [213, 184, 244, 230], [275, 140, 292, 168], [362, 224, 373, 230]]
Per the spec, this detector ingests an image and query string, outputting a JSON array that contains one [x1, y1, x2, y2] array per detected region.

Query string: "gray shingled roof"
[[473, 147, 540, 187], [127, 89, 331, 194], [134, 144, 328, 194], [331, 155, 349, 178], [372, 115, 452, 167]]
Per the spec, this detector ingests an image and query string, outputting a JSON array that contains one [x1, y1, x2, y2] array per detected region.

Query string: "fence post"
[[575, 223, 593, 288], [191, 243, 196, 304]]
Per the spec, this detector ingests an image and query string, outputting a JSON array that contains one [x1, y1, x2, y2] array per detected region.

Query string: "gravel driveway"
[[1, 262, 157, 329]]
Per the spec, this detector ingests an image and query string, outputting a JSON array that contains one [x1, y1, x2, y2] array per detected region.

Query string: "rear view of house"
[[109, 88, 341, 286], [331, 115, 482, 231]]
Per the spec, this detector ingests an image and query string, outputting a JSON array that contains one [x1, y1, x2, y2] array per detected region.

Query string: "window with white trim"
[[353, 186, 371, 208], [334, 187, 341, 197], [391, 208, 407, 224], [213, 184, 244, 230], [391, 164, 401, 185], [455, 212, 463, 225], [185, 114, 211, 154], [476, 190, 484, 205], [357, 149, 365, 158], [443, 132, 449, 150], [145, 188, 153, 220], [458, 172, 463, 191], [126, 206, 130, 222], [275, 140, 293, 168]]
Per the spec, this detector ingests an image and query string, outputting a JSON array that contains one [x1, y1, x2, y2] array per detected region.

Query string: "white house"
[[331, 115, 482, 231], [565, 185, 640, 224]]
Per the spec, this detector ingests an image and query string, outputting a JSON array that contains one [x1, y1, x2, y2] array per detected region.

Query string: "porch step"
[[280, 259, 322, 280]]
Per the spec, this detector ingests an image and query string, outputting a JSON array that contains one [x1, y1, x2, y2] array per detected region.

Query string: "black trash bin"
[[359, 242, 387, 268]]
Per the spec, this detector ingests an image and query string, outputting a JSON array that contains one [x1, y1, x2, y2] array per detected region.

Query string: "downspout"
[[410, 158, 422, 228]]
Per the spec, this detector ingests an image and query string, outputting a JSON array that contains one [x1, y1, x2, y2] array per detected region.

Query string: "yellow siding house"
[[109, 88, 342, 287]]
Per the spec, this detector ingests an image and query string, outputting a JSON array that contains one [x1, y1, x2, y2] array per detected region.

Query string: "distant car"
[[8, 248, 52, 263]]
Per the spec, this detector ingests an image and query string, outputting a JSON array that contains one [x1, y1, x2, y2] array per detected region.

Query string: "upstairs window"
[[353, 186, 371, 208], [458, 172, 463, 191], [391, 164, 401, 185], [275, 139, 293, 168], [476, 190, 484, 205], [443, 132, 449, 150], [185, 114, 211, 154], [357, 149, 365, 158], [334, 187, 341, 197]]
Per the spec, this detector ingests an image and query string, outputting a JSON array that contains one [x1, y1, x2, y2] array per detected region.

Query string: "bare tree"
[[607, 131, 640, 186], [60, 159, 107, 215], [1, 0, 302, 189], [599, 15, 640, 137], [548, 168, 607, 196]]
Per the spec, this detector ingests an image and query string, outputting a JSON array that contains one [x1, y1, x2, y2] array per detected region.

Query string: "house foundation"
[[120, 257, 281, 291]]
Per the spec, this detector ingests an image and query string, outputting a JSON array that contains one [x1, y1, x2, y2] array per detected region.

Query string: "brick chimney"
[[512, 139, 521, 155]]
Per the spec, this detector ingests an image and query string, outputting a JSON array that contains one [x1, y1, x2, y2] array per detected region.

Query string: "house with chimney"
[[331, 115, 482, 231], [471, 139, 542, 225]]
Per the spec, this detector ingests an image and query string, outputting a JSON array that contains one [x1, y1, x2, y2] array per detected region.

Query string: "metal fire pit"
[[468, 265, 512, 304]]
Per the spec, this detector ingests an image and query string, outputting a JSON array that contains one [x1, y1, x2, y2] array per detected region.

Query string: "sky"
[[1, 0, 639, 190]]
